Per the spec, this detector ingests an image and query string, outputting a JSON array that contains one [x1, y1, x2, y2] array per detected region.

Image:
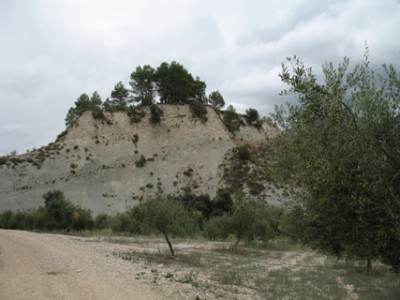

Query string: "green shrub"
[[132, 133, 139, 144], [43, 190, 93, 231], [149, 104, 163, 124], [223, 105, 241, 132], [204, 214, 232, 240], [127, 107, 146, 123], [247, 180, 265, 195], [245, 108, 260, 123], [189, 100, 208, 122], [135, 155, 147, 167], [94, 214, 111, 229], [237, 146, 250, 160], [211, 188, 234, 217], [0, 210, 13, 228], [0, 190, 93, 232], [205, 196, 283, 250], [254, 120, 263, 129], [92, 109, 106, 121], [183, 167, 194, 177]]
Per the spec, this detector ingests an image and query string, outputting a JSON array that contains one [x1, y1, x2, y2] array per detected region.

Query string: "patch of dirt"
[[0, 230, 157, 300], [2, 230, 393, 300]]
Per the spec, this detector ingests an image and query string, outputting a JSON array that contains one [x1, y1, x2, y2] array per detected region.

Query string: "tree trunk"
[[164, 232, 175, 257], [367, 258, 372, 272], [233, 238, 241, 252]]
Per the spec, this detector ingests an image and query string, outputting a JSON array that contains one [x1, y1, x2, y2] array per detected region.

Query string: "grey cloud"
[[0, 0, 399, 154]]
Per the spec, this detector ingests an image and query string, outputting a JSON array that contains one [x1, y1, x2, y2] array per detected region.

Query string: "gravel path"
[[0, 230, 160, 300]]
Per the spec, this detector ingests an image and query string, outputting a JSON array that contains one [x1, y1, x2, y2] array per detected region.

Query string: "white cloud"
[[0, 0, 399, 154]]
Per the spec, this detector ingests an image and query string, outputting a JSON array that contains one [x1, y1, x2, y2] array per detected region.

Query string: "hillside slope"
[[0, 105, 282, 215]]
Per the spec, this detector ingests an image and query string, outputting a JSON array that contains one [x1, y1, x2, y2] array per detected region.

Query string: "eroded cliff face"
[[0, 104, 282, 215]]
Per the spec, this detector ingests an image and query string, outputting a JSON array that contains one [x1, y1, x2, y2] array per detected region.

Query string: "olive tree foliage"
[[137, 196, 198, 257], [204, 196, 282, 250], [272, 51, 400, 272]]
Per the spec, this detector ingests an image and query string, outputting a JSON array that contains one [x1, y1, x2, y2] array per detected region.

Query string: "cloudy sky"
[[0, 0, 399, 155]]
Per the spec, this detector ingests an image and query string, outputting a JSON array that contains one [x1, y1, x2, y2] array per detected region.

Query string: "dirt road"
[[0, 230, 160, 300]]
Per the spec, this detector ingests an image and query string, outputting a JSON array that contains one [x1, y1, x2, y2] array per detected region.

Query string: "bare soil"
[[0, 230, 158, 300], [1, 230, 398, 300]]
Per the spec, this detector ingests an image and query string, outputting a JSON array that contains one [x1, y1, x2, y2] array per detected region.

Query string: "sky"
[[0, 0, 399, 155]]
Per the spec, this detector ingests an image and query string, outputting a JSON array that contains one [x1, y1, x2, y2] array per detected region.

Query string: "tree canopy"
[[65, 92, 103, 127], [136, 195, 198, 257], [272, 50, 400, 272], [208, 90, 225, 110], [64, 61, 216, 126], [129, 65, 156, 106], [155, 61, 206, 104]]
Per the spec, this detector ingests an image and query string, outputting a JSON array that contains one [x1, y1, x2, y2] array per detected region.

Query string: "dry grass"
[[113, 237, 400, 299]]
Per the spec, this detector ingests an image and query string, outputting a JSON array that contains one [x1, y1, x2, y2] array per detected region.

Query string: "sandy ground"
[[0, 230, 160, 300], [1, 230, 378, 300]]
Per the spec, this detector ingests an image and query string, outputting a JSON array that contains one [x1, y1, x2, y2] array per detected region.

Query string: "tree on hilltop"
[[129, 65, 156, 106], [105, 81, 129, 112], [155, 61, 206, 104], [208, 90, 225, 110], [65, 93, 103, 126], [245, 108, 260, 123], [223, 105, 241, 132]]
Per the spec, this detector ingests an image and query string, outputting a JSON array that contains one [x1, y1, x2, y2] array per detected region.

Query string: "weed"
[[135, 155, 147, 168], [218, 270, 243, 286], [178, 272, 200, 287]]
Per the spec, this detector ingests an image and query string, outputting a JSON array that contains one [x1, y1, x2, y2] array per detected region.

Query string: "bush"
[[70, 207, 93, 230], [127, 107, 146, 123], [132, 134, 139, 144], [149, 104, 163, 124], [211, 188, 234, 217], [94, 214, 111, 230], [254, 120, 263, 129], [189, 100, 208, 122], [42, 190, 93, 231], [91, 109, 106, 121], [223, 105, 241, 132], [204, 197, 282, 250], [135, 155, 147, 168], [245, 108, 260, 123], [237, 146, 250, 160], [0, 190, 93, 232], [204, 214, 232, 240], [0, 210, 13, 228]]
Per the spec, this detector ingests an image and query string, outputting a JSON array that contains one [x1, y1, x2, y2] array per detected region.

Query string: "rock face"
[[0, 104, 281, 215]]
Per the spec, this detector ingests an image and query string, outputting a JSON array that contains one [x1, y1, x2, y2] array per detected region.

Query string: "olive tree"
[[272, 50, 400, 272], [138, 196, 198, 257], [205, 197, 281, 251]]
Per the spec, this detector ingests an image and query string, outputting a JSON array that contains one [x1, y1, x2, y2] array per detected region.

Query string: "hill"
[[0, 104, 283, 215]]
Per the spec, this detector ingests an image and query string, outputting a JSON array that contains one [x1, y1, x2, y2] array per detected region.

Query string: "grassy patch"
[[116, 239, 400, 299]]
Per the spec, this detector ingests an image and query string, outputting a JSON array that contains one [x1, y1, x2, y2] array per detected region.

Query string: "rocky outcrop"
[[0, 104, 283, 215]]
